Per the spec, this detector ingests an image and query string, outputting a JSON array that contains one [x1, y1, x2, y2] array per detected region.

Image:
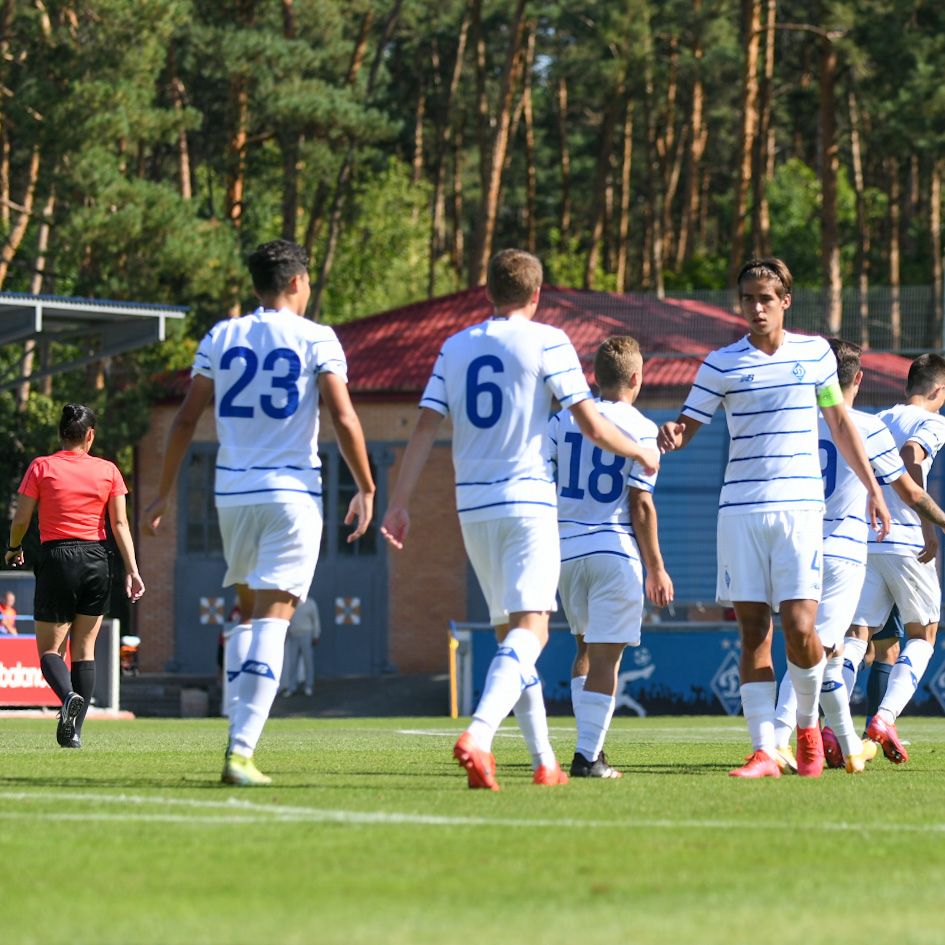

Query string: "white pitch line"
[[2, 790, 945, 833]]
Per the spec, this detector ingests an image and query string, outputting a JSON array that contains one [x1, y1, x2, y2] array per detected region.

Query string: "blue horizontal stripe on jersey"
[[430, 372, 445, 382], [691, 381, 724, 398], [627, 475, 655, 491], [728, 452, 811, 463], [704, 346, 830, 374], [543, 366, 582, 382], [824, 533, 863, 545], [543, 342, 570, 352], [866, 427, 890, 440], [458, 499, 557, 513], [217, 463, 320, 472], [559, 391, 591, 407], [420, 396, 449, 410], [723, 474, 822, 486], [824, 552, 866, 564], [824, 514, 868, 525], [558, 520, 632, 530], [682, 404, 714, 420], [868, 446, 899, 462], [727, 383, 816, 398], [456, 475, 554, 487], [719, 497, 824, 508], [731, 404, 811, 418], [215, 487, 322, 497], [561, 549, 638, 563], [867, 540, 924, 549], [731, 428, 810, 441]]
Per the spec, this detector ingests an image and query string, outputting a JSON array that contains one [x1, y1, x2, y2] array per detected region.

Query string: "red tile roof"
[[335, 286, 910, 402]]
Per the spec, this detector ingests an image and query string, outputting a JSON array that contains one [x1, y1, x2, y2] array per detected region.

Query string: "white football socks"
[[841, 637, 868, 698], [229, 618, 289, 758], [740, 681, 777, 754], [788, 656, 827, 729], [820, 654, 862, 757], [878, 638, 934, 722], [773, 671, 796, 747], [513, 677, 556, 770], [223, 623, 252, 719], [570, 674, 587, 712], [575, 689, 616, 761], [466, 628, 542, 752]]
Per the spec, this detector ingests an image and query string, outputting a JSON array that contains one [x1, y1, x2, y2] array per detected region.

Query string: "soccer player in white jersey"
[[381, 249, 659, 791], [845, 353, 945, 764], [658, 258, 891, 779], [771, 339, 945, 773], [142, 240, 375, 786], [548, 336, 673, 779]]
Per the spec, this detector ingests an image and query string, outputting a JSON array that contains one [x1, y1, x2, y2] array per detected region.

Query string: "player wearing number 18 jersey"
[[381, 249, 659, 790], [142, 240, 375, 786]]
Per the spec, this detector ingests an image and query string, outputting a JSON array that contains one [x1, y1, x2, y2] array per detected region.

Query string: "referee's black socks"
[[70, 660, 95, 735], [40, 653, 72, 703]]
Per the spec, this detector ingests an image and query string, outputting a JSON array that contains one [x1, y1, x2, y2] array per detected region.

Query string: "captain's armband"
[[816, 382, 843, 408]]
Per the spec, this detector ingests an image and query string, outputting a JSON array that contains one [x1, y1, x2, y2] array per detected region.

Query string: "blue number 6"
[[466, 355, 504, 429]]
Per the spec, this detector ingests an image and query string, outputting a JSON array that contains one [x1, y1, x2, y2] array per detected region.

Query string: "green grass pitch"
[[3, 714, 945, 945]]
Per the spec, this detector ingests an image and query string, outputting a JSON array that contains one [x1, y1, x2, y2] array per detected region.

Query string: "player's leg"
[[224, 584, 253, 717], [868, 555, 940, 763], [571, 642, 624, 778], [457, 518, 562, 789], [66, 612, 105, 746], [841, 626, 870, 705], [772, 672, 798, 772], [570, 634, 589, 711], [222, 503, 319, 785], [717, 513, 781, 778], [866, 636, 898, 728]]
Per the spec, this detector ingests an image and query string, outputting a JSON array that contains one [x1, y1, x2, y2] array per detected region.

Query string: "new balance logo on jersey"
[[792, 362, 806, 379], [740, 374, 755, 384]]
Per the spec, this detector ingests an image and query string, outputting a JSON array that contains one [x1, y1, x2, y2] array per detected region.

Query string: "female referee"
[[5, 403, 145, 748]]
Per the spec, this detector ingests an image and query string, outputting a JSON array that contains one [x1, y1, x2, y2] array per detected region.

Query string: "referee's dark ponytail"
[[59, 403, 96, 445]]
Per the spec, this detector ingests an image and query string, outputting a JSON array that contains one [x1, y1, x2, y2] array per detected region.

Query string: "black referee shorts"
[[33, 540, 112, 623]]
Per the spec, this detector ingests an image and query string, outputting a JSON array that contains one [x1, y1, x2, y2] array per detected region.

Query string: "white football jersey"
[[867, 402, 945, 556], [819, 408, 905, 565], [548, 399, 658, 563], [192, 307, 347, 508], [419, 315, 591, 524], [682, 331, 838, 515]]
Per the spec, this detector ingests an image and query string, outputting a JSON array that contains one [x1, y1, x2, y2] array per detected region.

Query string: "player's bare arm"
[[898, 439, 938, 562], [629, 488, 674, 607], [821, 401, 891, 540], [380, 407, 443, 549], [657, 414, 703, 453], [141, 374, 214, 536], [4, 494, 35, 568], [108, 493, 146, 602], [320, 372, 376, 542], [568, 399, 659, 474]]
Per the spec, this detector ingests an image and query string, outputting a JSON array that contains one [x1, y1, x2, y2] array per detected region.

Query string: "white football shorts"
[[852, 553, 941, 629], [559, 553, 644, 646], [816, 557, 865, 651], [716, 509, 823, 609], [461, 516, 560, 625], [219, 499, 322, 600]]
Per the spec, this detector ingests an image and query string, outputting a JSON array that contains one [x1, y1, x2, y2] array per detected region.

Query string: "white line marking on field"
[[2, 790, 944, 833]]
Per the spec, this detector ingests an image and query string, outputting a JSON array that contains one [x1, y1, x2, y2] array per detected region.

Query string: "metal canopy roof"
[[0, 292, 188, 393]]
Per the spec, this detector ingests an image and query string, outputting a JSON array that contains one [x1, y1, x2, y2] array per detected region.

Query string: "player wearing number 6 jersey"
[[658, 258, 891, 779], [381, 249, 659, 791], [142, 240, 375, 786]]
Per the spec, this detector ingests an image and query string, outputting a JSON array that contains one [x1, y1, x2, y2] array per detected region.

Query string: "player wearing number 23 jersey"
[[193, 307, 346, 507]]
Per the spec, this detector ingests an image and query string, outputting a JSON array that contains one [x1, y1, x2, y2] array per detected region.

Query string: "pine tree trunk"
[[428, 6, 470, 296], [584, 95, 621, 289], [0, 144, 40, 288], [930, 160, 943, 349], [888, 157, 902, 348], [522, 25, 537, 255], [848, 88, 871, 348], [728, 0, 761, 288], [820, 35, 842, 335], [752, 0, 776, 256], [280, 0, 299, 240], [676, 6, 706, 269], [616, 103, 634, 293], [451, 124, 465, 271], [470, 0, 528, 286], [556, 75, 572, 238]]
